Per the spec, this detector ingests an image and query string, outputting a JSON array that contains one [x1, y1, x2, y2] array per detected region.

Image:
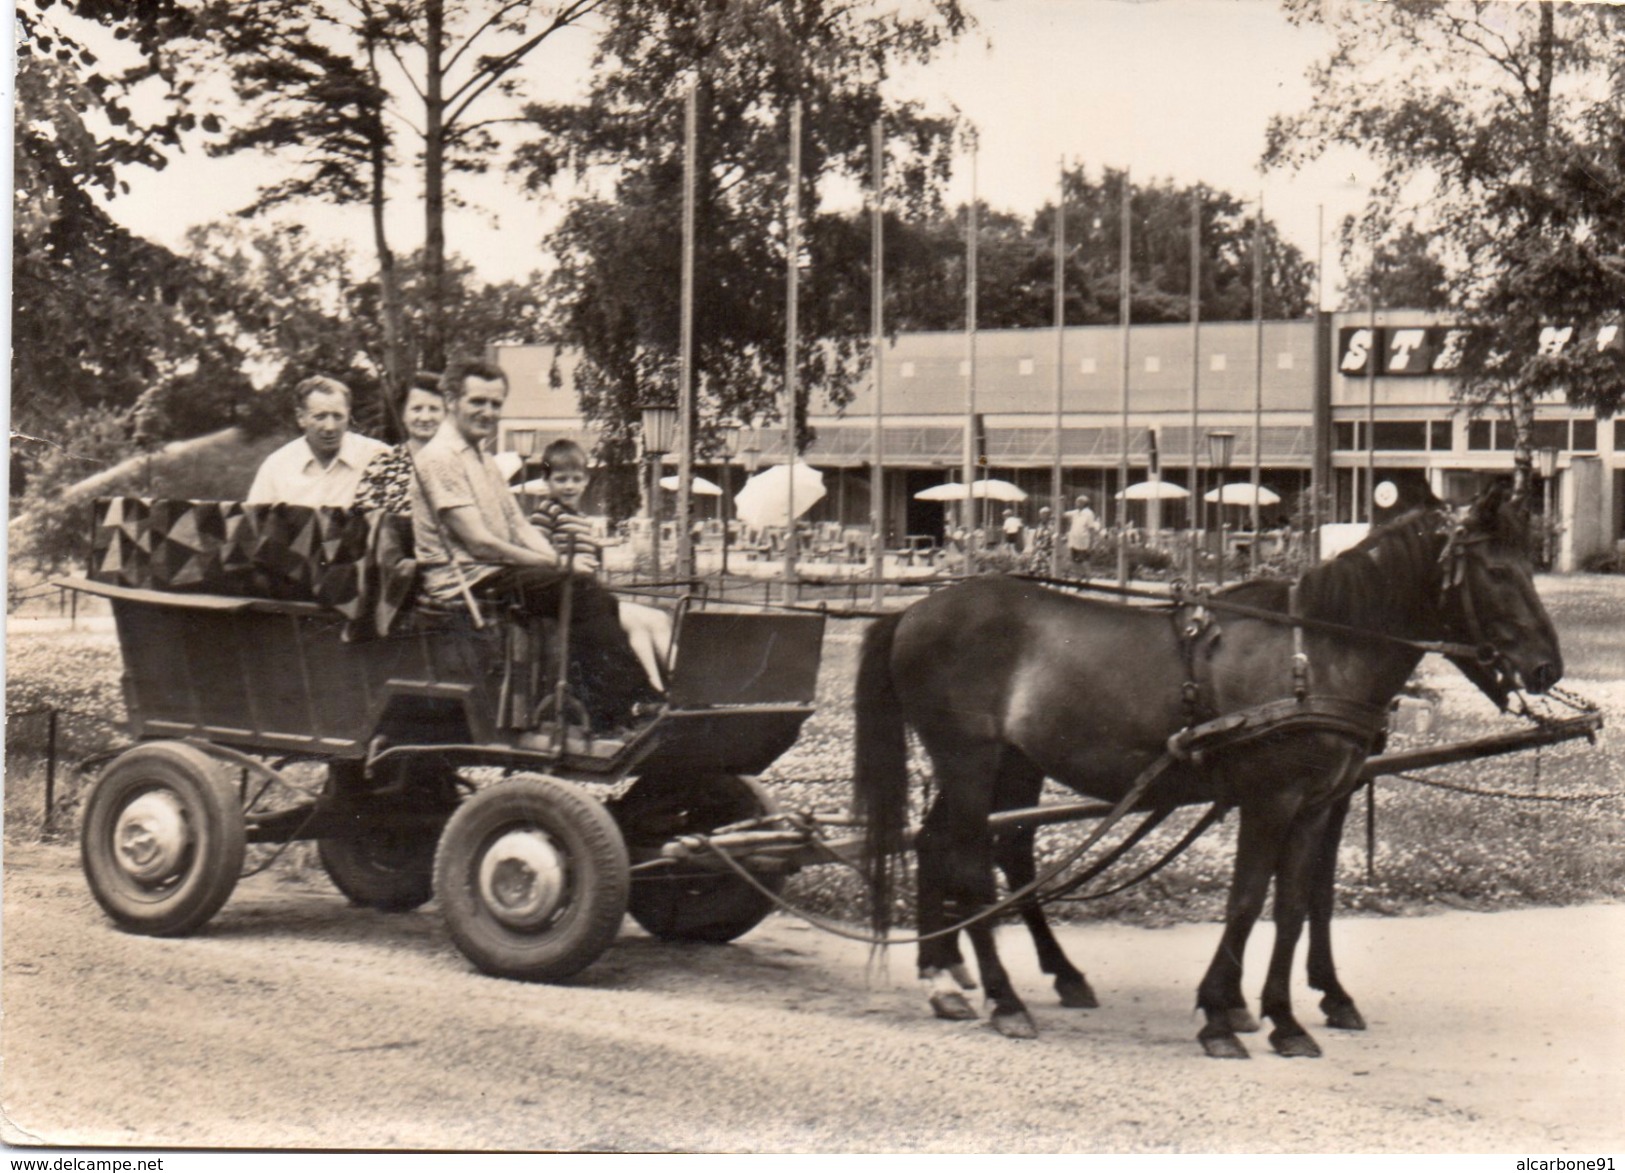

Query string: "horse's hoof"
[[930, 991, 979, 1021], [1198, 1029, 1250, 1059], [991, 1009, 1039, 1039], [946, 963, 978, 991], [1225, 1007, 1261, 1034], [1269, 1028, 1323, 1058], [1055, 974, 1099, 1009], [1321, 997, 1367, 1031]]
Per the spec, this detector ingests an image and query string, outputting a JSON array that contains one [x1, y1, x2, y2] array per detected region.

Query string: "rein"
[[1009, 572, 1497, 666]]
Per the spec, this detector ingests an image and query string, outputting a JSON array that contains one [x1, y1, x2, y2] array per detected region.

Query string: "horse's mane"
[[1215, 505, 1450, 636]]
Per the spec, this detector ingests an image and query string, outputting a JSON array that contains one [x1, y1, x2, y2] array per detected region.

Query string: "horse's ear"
[[1466, 479, 1512, 531]]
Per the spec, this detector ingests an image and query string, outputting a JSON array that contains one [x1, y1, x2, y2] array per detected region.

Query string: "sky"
[[101, 0, 1380, 308]]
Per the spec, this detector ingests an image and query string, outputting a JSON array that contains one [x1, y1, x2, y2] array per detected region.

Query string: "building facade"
[[494, 310, 1622, 570]]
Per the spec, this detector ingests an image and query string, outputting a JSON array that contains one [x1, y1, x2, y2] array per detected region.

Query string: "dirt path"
[[2, 841, 1620, 1154]]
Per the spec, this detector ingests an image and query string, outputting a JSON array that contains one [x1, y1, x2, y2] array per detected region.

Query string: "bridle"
[[1435, 511, 1519, 692]]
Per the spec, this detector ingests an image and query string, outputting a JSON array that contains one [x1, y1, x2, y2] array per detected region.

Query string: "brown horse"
[[854, 485, 1563, 1057]]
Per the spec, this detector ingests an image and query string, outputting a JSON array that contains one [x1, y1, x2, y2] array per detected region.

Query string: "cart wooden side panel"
[[65, 578, 501, 758]]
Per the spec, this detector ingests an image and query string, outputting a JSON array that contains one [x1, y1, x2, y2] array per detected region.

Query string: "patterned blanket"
[[89, 498, 418, 640]]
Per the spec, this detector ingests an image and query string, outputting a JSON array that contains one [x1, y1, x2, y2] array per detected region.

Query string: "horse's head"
[[1438, 482, 1564, 709]]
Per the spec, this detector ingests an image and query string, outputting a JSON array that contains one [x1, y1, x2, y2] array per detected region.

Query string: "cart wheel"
[[318, 824, 439, 912], [615, 773, 785, 943], [318, 758, 458, 912], [80, 741, 246, 937], [434, 776, 629, 981]]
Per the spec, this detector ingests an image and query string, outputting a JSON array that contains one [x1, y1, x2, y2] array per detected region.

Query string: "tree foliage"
[[516, 0, 970, 465], [885, 167, 1314, 332], [10, 0, 218, 439], [1265, 0, 1625, 488]]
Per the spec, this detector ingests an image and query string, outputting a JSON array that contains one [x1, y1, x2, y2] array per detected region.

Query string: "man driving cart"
[[409, 359, 663, 734]]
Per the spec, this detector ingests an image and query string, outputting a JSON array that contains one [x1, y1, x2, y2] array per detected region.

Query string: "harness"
[[1034, 511, 1506, 899]]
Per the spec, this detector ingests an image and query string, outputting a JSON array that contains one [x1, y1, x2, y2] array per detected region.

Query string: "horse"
[[854, 484, 1563, 1058]]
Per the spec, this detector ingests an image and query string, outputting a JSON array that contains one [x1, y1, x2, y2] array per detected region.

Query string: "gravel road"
[[2, 841, 1620, 1154]]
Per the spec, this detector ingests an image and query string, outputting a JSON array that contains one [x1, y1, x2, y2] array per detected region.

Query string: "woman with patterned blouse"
[[354, 375, 446, 514]]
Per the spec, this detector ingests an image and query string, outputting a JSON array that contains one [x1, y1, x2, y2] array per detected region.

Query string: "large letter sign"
[[1338, 321, 1621, 376], [1339, 328, 1374, 374]]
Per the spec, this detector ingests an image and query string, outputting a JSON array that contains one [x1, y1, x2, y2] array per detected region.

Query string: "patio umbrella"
[[913, 478, 1028, 503], [659, 474, 723, 497], [733, 462, 827, 528], [1204, 482, 1281, 507], [1116, 481, 1190, 501]]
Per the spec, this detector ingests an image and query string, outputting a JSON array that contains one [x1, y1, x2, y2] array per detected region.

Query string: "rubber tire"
[[318, 826, 439, 912], [434, 776, 629, 982], [616, 773, 785, 943], [80, 741, 246, 937], [318, 758, 457, 912]]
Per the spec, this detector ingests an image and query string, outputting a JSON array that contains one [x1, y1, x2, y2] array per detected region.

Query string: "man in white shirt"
[[1066, 493, 1100, 565], [246, 376, 389, 507]]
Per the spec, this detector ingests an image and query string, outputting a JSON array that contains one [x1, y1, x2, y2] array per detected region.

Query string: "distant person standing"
[[1066, 494, 1100, 566], [1027, 505, 1055, 572], [247, 376, 388, 507], [1001, 507, 1025, 553]]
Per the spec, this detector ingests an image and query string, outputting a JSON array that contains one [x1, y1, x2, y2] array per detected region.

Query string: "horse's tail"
[[854, 609, 910, 942]]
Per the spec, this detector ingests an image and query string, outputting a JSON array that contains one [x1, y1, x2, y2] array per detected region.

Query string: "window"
[[1334, 421, 1362, 451], [1572, 420, 1596, 452], [1467, 420, 1494, 450], [1616, 419, 1625, 451], [1530, 419, 1569, 451], [1373, 421, 1428, 451], [506, 429, 537, 455], [1429, 421, 1453, 451]]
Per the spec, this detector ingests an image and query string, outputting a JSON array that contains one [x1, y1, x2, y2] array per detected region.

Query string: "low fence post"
[[1364, 779, 1376, 883], [44, 707, 58, 835]]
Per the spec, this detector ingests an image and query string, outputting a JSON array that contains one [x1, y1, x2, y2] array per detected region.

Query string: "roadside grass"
[[6, 574, 1623, 925]]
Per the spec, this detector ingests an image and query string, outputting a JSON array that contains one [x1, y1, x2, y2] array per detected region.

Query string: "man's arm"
[[441, 504, 557, 567]]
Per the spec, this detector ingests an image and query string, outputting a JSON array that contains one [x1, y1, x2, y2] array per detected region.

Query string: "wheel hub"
[[114, 790, 190, 884], [477, 829, 566, 929]]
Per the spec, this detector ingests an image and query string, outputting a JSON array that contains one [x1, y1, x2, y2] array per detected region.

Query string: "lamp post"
[[716, 417, 742, 578], [640, 403, 678, 577], [1536, 445, 1560, 570], [1207, 429, 1236, 585], [510, 429, 540, 508]]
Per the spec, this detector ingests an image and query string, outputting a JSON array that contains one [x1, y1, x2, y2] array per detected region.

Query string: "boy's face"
[[546, 467, 589, 507]]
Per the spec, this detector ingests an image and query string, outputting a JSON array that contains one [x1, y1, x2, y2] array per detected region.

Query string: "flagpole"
[[962, 135, 979, 571], [869, 120, 886, 604], [1188, 184, 1202, 584], [1051, 158, 1066, 578], [1117, 168, 1131, 589], [1251, 191, 1264, 574], [783, 98, 801, 601], [676, 82, 698, 582]]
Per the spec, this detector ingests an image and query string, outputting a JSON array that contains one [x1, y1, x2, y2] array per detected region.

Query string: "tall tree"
[[1265, 0, 1625, 492], [515, 0, 968, 467], [200, 0, 604, 385]]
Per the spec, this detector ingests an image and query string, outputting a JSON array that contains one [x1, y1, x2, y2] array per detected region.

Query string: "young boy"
[[531, 439, 672, 691]]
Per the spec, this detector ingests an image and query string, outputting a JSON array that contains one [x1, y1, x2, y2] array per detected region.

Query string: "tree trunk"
[[365, 39, 406, 426], [1510, 0, 1558, 500], [423, 0, 447, 371]]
